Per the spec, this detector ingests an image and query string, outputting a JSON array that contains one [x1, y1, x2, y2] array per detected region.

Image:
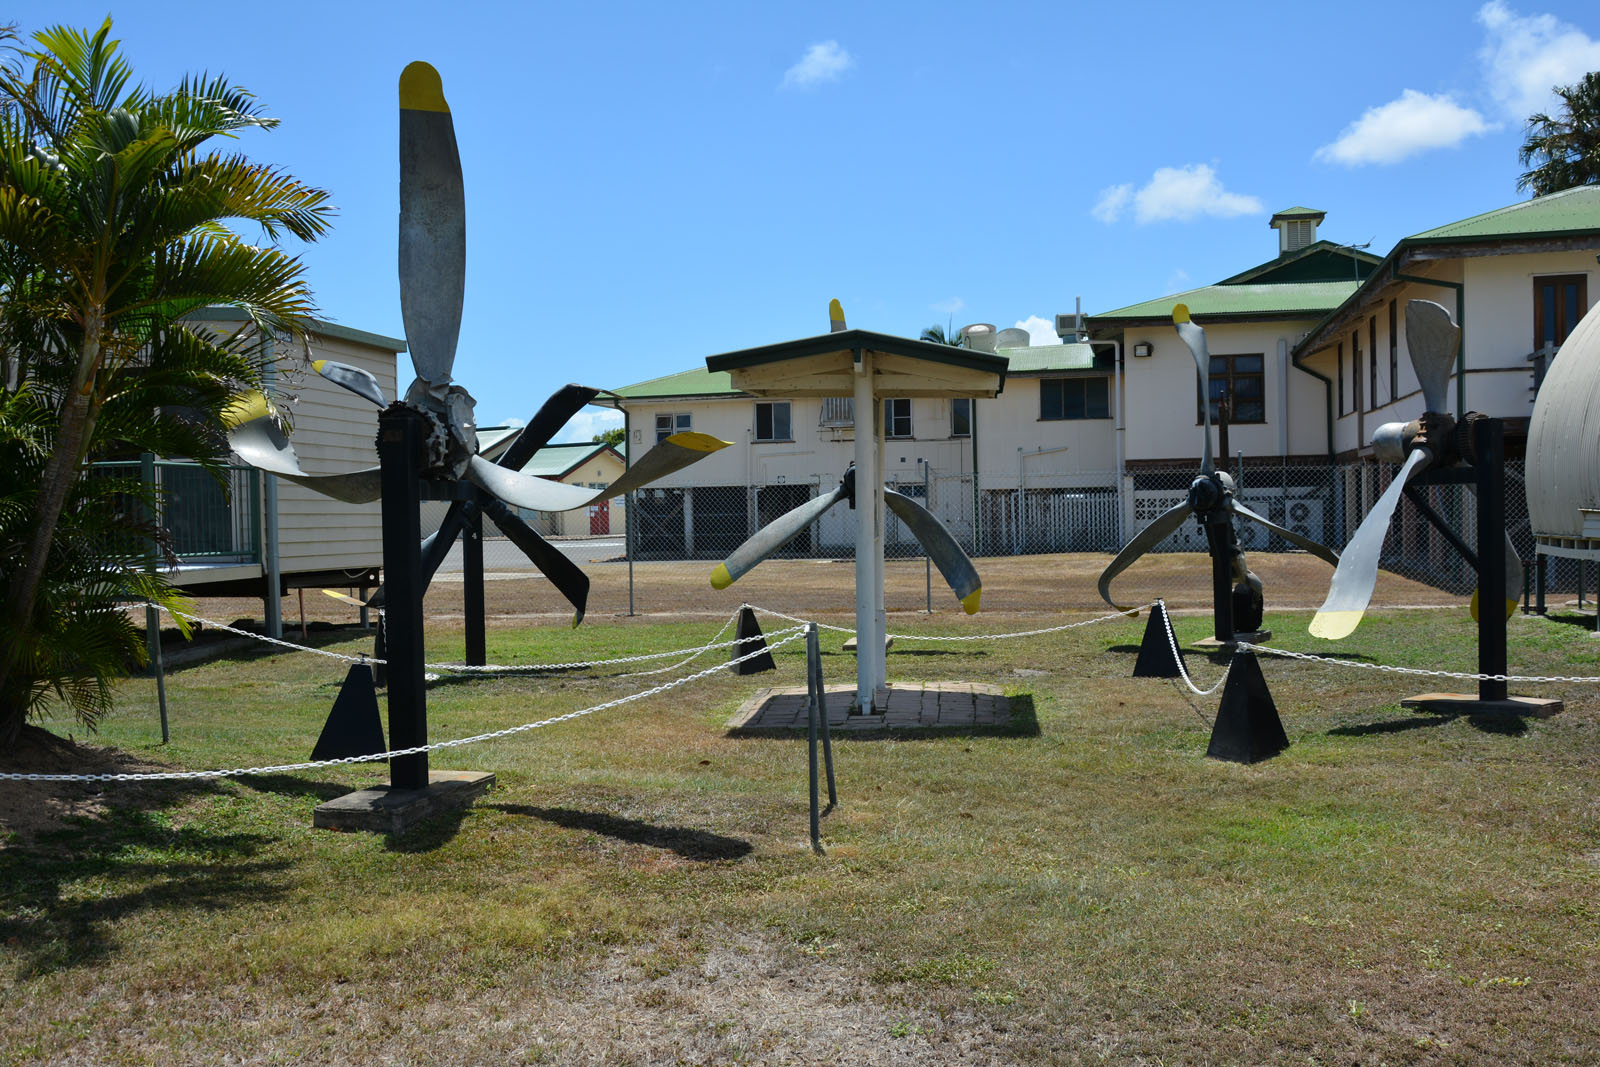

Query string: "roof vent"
[[962, 323, 997, 352], [1269, 206, 1327, 257]]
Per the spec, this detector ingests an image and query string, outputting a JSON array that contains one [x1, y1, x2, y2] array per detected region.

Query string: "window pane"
[[1040, 380, 1063, 420], [1236, 355, 1263, 373], [1085, 378, 1109, 418], [951, 398, 971, 436], [1064, 380, 1085, 419], [1236, 401, 1265, 422], [1234, 377, 1263, 398], [755, 404, 771, 439], [774, 402, 790, 440], [675, 413, 692, 432]]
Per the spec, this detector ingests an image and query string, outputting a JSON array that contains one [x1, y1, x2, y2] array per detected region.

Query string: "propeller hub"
[[403, 378, 479, 478], [1188, 472, 1226, 513]]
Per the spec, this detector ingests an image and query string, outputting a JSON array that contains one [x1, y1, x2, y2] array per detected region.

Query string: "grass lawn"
[[2, 604, 1598, 1065]]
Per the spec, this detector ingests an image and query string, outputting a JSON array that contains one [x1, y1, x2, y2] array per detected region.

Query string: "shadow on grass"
[[728, 694, 1041, 741], [1105, 642, 1383, 665], [1329, 711, 1529, 738], [234, 773, 360, 803], [146, 623, 375, 676], [487, 804, 752, 860], [1532, 611, 1600, 633], [0, 801, 284, 979]]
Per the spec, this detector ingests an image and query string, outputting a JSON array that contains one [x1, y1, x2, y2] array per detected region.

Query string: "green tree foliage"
[[591, 427, 625, 448], [1517, 71, 1600, 197], [0, 21, 332, 745], [919, 322, 965, 346]]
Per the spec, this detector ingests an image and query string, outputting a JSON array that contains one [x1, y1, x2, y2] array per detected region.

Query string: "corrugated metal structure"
[[1527, 300, 1600, 558]]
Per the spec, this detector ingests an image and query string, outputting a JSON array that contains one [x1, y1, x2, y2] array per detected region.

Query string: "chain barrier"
[[747, 603, 1151, 643], [1157, 599, 1231, 697], [1237, 640, 1600, 684], [1, 627, 807, 784]]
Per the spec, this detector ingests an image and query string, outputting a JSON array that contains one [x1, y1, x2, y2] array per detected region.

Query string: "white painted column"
[[870, 390, 887, 704], [852, 349, 883, 710]]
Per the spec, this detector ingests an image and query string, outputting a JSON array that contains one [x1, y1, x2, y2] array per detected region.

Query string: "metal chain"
[[1159, 599, 1231, 697], [0, 628, 806, 783], [1237, 640, 1600, 684], [161, 608, 380, 665], [748, 603, 1150, 642]]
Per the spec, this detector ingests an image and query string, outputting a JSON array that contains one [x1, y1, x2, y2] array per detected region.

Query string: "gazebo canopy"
[[705, 328, 1007, 398]]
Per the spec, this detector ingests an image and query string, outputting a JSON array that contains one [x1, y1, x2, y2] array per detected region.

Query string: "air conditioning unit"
[[1055, 313, 1080, 339]]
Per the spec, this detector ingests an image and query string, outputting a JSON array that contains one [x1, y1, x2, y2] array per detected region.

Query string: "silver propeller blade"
[[398, 61, 465, 388], [225, 393, 381, 504], [497, 385, 602, 472], [467, 431, 730, 513], [478, 496, 591, 627], [884, 488, 982, 613], [312, 359, 386, 408], [1229, 500, 1340, 567], [1173, 304, 1214, 474], [711, 484, 849, 590], [1406, 299, 1458, 414], [1310, 448, 1432, 639], [1097, 500, 1196, 611]]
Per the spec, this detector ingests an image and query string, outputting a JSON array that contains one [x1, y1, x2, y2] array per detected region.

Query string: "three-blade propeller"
[[224, 61, 726, 626], [1309, 300, 1521, 639], [1098, 304, 1338, 612]]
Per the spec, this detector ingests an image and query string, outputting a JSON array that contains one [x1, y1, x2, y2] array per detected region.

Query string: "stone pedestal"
[[313, 770, 495, 834]]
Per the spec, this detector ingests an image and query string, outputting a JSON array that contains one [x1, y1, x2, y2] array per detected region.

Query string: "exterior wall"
[[977, 376, 1117, 484], [270, 332, 399, 576], [551, 449, 627, 537]]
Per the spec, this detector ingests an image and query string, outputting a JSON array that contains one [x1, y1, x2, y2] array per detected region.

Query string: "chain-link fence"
[[462, 457, 1593, 618]]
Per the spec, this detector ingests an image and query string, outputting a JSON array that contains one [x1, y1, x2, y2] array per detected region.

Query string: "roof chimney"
[[1269, 206, 1326, 256]]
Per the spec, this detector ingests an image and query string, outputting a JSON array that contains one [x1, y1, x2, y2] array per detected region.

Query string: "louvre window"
[[1041, 377, 1110, 420], [883, 397, 913, 438], [655, 412, 691, 443]]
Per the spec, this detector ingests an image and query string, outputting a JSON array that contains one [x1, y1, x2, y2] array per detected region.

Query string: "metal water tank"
[[1526, 300, 1600, 541]]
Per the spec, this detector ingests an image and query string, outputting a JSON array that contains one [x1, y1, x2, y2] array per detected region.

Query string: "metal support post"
[[923, 461, 933, 613], [377, 405, 429, 789], [140, 453, 169, 742], [463, 505, 486, 666], [1473, 418, 1508, 703], [808, 623, 836, 807], [1204, 514, 1235, 644]]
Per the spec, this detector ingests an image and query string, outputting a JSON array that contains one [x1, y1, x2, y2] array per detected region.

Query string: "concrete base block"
[[313, 770, 495, 834], [1192, 629, 1271, 649], [842, 635, 894, 653], [1400, 693, 1563, 718]]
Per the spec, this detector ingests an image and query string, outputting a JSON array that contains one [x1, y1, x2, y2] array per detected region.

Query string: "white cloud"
[[1314, 89, 1491, 166], [781, 41, 853, 90], [930, 296, 965, 315], [1164, 268, 1192, 294], [1478, 2, 1600, 119], [549, 407, 623, 446], [1091, 184, 1132, 223], [1094, 165, 1262, 225], [1014, 315, 1058, 347]]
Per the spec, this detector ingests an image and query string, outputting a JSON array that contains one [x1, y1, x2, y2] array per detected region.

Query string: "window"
[[754, 401, 791, 441], [1350, 329, 1362, 415], [1534, 274, 1589, 351], [1041, 376, 1111, 420], [1337, 342, 1345, 415], [950, 398, 972, 437], [1198, 355, 1265, 424], [1388, 300, 1398, 405], [1368, 316, 1379, 410], [818, 397, 853, 426], [655, 412, 691, 443], [884, 397, 913, 438]]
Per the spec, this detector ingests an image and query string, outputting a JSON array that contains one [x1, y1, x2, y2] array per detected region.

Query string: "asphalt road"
[[434, 536, 625, 574]]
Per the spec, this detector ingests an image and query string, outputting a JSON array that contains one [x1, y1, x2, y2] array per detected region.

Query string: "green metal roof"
[[704, 327, 1008, 380], [608, 366, 743, 400], [1215, 241, 1380, 286], [512, 441, 623, 479], [998, 342, 1097, 374], [1091, 280, 1360, 324], [1405, 184, 1600, 243], [1270, 205, 1326, 221]]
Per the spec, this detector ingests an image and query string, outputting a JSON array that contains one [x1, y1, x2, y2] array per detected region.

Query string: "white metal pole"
[[852, 349, 881, 711], [871, 394, 886, 704]]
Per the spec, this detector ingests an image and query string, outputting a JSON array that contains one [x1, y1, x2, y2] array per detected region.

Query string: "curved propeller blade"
[[312, 360, 386, 408], [1098, 500, 1196, 611], [1310, 448, 1432, 639], [468, 431, 730, 513], [366, 499, 474, 609], [884, 488, 982, 613], [478, 496, 590, 627], [829, 298, 847, 333], [711, 484, 849, 590], [1173, 304, 1214, 474], [1405, 299, 1458, 414], [225, 393, 382, 503], [1465, 490, 1523, 623], [1229, 500, 1340, 567], [398, 61, 465, 388], [497, 385, 603, 472]]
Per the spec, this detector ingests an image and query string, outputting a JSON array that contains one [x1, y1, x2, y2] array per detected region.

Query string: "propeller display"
[[1098, 304, 1339, 628], [224, 62, 727, 626], [1309, 300, 1522, 639]]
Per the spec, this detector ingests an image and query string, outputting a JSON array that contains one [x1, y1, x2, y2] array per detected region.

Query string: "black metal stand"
[[463, 504, 486, 666], [1400, 418, 1561, 719], [377, 405, 430, 788]]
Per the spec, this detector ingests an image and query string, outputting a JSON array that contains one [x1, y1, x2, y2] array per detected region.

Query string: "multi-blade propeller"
[[225, 61, 727, 626], [1309, 299, 1522, 639], [1098, 304, 1339, 618]]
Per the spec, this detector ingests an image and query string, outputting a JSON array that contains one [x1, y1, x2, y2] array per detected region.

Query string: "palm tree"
[[920, 322, 965, 346], [1517, 71, 1600, 197], [0, 20, 333, 745]]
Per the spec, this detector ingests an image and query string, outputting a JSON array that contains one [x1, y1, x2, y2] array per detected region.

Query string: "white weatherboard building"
[[602, 191, 1599, 566]]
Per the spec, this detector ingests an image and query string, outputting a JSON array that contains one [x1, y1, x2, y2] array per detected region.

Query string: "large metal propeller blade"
[[478, 496, 591, 627], [312, 360, 387, 408], [1406, 299, 1458, 414], [711, 484, 849, 590], [398, 61, 465, 389], [467, 431, 730, 513], [1097, 499, 1195, 611], [497, 385, 603, 472], [1229, 500, 1340, 567], [1173, 303, 1214, 475], [1310, 448, 1432, 639], [224, 392, 382, 503], [883, 488, 982, 613], [1467, 496, 1524, 623], [829, 298, 847, 333]]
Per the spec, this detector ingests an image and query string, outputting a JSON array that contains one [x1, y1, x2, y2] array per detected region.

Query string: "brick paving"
[[727, 681, 1010, 732]]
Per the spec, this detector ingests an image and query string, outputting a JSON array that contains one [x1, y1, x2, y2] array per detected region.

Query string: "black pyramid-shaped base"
[[311, 663, 388, 761], [1206, 650, 1289, 764], [730, 606, 776, 675], [1133, 601, 1184, 678]]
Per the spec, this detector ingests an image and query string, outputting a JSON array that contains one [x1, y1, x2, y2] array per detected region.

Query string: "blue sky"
[[20, 1, 1600, 441]]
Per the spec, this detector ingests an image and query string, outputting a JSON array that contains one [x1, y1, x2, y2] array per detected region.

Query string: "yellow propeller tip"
[[222, 391, 272, 429], [311, 359, 327, 372], [829, 298, 846, 328], [1308, 610, 1362, 640], [710, 563, 733, 591], [1172, 303, 1191, 324], [666, 431, 732, 453], [961, 588, 981, 615], [399, 61, 449, 112]]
